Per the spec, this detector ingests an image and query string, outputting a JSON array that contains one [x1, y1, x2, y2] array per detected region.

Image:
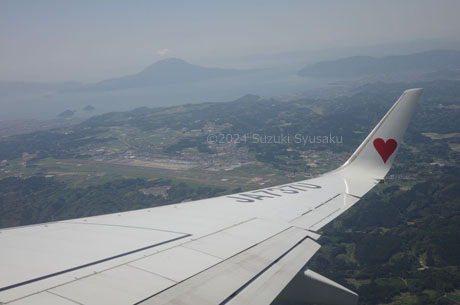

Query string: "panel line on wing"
[[309, 207, 342, 229], [189, 217, 257, 240], [126, 265, 178, 283], [180, 244, 225, 260], [218, 236, 314, 305], [62, 221, 191, 236], [314, 193, 341, 209], [46, 290, 83, 305], [289, 193, 341, 224], [134, 226, 294, 305], [0, 234, 191, 293]]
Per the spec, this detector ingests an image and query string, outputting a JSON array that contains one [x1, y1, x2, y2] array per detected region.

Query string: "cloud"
[[157, 48, 170, 55]]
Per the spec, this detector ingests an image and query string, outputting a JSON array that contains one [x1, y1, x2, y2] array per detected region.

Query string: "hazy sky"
[[1, 0, 460, 82]]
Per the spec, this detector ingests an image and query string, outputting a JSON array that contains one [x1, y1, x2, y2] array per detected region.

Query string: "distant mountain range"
[[2, 50, 460, 120], [86, 58, 258, 91], [298, 50, 460, 78], [0, 58, 316, 120], [0, 58, 258, 96]]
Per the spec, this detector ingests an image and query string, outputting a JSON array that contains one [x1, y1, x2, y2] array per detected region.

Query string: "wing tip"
[[403, 88, 423, 98], [404, 88, 423, 93]]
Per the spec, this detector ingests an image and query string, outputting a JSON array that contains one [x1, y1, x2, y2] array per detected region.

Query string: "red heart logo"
[[373, 138, 397, 163]]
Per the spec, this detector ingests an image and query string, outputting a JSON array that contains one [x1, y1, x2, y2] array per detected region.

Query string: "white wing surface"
[[0, 89, 422, 305]]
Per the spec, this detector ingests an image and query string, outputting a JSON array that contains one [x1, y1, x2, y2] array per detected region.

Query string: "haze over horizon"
[[2, 0, 460, 82]]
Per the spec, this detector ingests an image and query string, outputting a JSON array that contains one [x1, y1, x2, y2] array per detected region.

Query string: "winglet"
[[337, 88, 422, 180]]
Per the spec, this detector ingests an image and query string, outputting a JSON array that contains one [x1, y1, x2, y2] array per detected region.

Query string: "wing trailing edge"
[[278, 269, 359, 305]]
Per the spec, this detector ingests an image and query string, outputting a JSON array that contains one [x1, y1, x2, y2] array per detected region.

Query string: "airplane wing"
[[0, 89, 422, 305]]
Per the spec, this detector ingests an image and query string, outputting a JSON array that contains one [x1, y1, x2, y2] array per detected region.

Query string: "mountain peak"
[[141, 58, 193, 74], [159, 57, 187, 62], [152, 57, 189, 66]]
